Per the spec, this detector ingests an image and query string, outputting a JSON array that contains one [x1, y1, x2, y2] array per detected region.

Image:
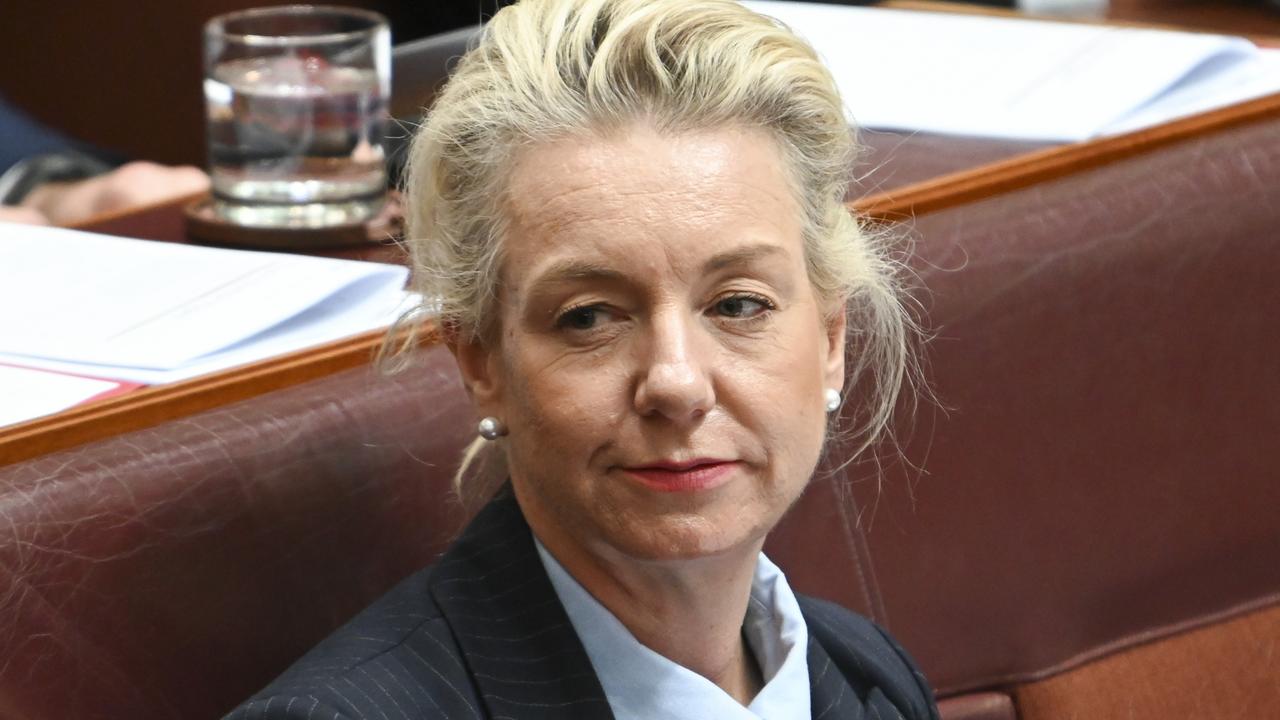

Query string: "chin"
[[600, 510, 772, 563]]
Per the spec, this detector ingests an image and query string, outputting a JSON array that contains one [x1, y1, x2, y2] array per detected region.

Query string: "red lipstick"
[[621, 459, 738, 492]]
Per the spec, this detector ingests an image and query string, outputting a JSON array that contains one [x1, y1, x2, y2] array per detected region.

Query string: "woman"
[[227, 0, 935, 718]]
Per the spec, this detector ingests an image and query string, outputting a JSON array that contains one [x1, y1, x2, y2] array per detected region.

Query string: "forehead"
[[501, 124, 804, 292]]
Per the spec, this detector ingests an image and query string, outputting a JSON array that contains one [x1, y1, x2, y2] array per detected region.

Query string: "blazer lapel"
[[809, 634, 868, 720], [809, 629, 920, 720], [429, 494, 616, 720]]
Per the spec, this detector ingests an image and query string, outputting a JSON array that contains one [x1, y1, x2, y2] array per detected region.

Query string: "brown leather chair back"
[[0, 353, 473, 719]]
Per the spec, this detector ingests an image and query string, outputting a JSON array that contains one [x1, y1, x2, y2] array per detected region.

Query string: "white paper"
[[741, 2, 1280, 141], [1102, 48, 1280, 136], [0, 364, 126, 427], [0, 290, 420, 384], [0, 223, 415, 384], [0, 224, 409, 369]]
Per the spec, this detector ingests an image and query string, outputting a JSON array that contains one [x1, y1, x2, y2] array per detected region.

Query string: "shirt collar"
[[535, 541, 810, 720]]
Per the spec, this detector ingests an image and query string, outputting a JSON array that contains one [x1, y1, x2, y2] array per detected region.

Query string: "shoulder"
[[223, 567, 484, 720], [798, 594, 940, 720]]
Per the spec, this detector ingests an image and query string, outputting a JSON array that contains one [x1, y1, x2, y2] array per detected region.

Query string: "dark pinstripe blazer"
[[225, 494, 938, 720]]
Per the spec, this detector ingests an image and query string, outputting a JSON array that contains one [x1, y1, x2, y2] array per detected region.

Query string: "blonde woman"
[[227, 1, 936, 718]]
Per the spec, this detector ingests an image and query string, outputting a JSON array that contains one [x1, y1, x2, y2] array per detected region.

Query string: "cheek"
[[732, 316, 830, 407], [505, 350, 628, 451], [749, 319, 833, 469], [761, 387, 827, 468]]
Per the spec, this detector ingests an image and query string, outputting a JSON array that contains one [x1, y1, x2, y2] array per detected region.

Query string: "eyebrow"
[[702, 243, 789, 272], [526, 243, 789, 295], [528, 260, 629, 293]]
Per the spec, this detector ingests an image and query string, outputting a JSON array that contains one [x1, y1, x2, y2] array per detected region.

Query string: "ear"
[[822, 304, 847, 394], [445, 325, 505, 415]]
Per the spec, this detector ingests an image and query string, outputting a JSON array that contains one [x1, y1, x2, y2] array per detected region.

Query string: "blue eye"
[[557, 305, 600, 330], [714, 295, 771, 318]]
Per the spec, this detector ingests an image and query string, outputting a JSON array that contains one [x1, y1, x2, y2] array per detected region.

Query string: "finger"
[[0, 205, 51, 226]]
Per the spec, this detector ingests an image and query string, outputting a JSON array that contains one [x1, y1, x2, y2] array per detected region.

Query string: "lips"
[[620, 459, 739, 493]]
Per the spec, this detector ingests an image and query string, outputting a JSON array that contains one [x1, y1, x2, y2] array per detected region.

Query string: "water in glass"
[[205, 55, 387, 226]]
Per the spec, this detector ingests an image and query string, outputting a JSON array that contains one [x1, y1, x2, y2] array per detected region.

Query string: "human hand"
[[19, 161, 209, 226], [0, 205, 50, 225]]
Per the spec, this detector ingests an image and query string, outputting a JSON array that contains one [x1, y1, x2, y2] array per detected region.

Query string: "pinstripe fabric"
[[224, 494, 937, 719], [803, 597, 941, 720]]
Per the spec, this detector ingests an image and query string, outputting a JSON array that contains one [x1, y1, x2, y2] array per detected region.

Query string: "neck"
[[541, 532, 768, 706]]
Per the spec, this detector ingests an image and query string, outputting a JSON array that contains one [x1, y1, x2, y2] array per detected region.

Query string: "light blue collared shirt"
[[535, 541, 811, 720]]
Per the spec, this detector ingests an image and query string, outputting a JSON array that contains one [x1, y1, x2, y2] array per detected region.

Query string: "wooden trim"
[[851, 92, 1280, 221], [0, 324, 440, 466]]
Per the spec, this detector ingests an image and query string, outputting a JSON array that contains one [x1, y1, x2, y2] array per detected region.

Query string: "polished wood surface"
[[73, 193, 411, 264], [1109, 0, 1280, 38]]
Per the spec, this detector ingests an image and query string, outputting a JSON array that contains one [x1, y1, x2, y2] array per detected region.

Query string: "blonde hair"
[[400, 0, 915, 510]]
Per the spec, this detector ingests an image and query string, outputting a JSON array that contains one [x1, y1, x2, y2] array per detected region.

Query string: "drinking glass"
[[203, 6, 391, 228]]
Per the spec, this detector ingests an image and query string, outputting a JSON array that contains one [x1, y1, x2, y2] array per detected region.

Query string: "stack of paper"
[[0, 223, 415, 425], [742, 1, 1280, 141]]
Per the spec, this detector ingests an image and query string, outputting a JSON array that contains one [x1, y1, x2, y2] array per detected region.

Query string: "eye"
[[712, 293, 773, 319], [556, 304, 604, 330]]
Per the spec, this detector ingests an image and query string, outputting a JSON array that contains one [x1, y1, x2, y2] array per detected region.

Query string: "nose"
[[633, 310, 715, 423]]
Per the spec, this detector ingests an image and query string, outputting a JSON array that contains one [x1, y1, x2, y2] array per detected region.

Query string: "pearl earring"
[[477, 416, 507, 440], [824, 389, 842, 413]]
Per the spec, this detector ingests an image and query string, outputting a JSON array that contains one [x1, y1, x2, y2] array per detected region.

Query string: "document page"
[[1102, 48, 1280, 135], [0, 224, 409, 371], [0, 287, 419, 385], [742, 2, 1278, 141], [0, 364, 135, 427]]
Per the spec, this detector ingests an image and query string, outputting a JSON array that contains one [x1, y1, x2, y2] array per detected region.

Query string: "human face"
[[454, 124, 845, 567]]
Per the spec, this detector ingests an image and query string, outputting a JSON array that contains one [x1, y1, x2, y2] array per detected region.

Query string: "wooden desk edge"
[[6, 93, 1279, 467], [0, 324, 440, 466]]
